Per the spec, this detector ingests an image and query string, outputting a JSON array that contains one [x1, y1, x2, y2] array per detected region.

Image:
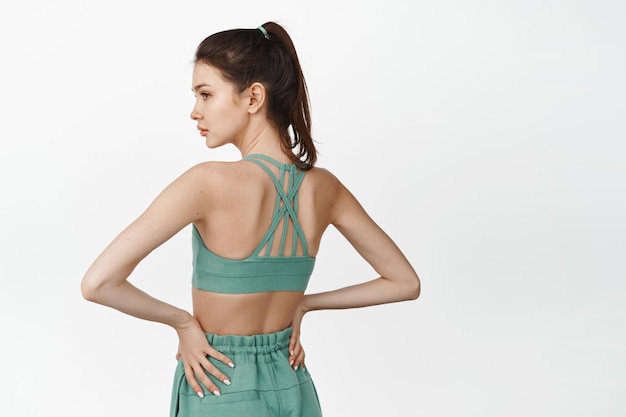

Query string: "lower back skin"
[[193, 289, 304, 335]]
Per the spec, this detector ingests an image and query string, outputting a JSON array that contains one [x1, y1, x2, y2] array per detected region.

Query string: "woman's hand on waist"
[[175, 316, 235, 398], [288, 299, 310, 372]]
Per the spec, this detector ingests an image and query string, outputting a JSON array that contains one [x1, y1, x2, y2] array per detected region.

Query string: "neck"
[[236, 123, 291, 164]]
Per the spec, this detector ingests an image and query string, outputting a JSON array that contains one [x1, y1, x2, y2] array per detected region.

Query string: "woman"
[[81, 22, 420, 417]]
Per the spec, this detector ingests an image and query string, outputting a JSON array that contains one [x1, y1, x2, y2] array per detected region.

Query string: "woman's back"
[[191, 156, 339, 335], [81, 22, 418, 413]]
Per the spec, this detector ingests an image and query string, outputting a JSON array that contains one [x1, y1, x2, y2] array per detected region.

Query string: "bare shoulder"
[[185, 160, 232, 183], [303, 166, 341, 191], [307, 167, 368, 228], [184, 160, 259, 189], [188, 160, 273, 208], [305, 166, 358, 202]]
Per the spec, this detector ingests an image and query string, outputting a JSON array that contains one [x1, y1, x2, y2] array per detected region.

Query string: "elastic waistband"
[[205, 327, 291, 357]]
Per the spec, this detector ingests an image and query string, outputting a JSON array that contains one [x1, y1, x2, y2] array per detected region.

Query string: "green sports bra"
[[191, 154, 316, 294]]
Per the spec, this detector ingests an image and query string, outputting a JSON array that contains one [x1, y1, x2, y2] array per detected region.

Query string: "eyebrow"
[[192, 83, 211, 92]]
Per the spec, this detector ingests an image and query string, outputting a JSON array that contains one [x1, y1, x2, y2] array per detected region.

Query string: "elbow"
[[81, 277, 102, 303], [386, 274, 421, 302], [406, 275, 421, 301], [81, 280, 95, 302]]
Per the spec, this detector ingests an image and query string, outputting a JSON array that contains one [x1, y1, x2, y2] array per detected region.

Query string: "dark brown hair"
[[195, 22, 316, 169]]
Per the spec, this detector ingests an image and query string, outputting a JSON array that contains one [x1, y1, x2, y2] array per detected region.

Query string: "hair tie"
[[257, 26, 269, 39]]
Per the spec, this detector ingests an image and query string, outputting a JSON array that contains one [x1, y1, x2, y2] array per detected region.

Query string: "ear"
[[247, 82, 267, 114]]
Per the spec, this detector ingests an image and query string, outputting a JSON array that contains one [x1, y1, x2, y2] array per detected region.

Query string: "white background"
[[1, 0, 625, 416]]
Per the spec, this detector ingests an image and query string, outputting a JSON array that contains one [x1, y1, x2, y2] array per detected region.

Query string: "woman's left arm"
[[288, 178, 420, 366], [307, 180, 420, 310]]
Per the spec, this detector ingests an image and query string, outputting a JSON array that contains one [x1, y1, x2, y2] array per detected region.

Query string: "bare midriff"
[[192, 288, 304, 335]]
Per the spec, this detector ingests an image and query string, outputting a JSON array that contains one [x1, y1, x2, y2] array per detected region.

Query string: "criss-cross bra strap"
[[243, 154, 309, 257]]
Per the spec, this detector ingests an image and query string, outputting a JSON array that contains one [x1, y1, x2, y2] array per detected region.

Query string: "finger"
[[207, 347, 235, 369], [293, 347, 306, 370], [288, 333, 298, 357], [290, 343, 305, 371], [288, 328, 300, 360], [199, 356, 232, 390], [288, 343, 296, 366], [187, 355, 226, 397], [288, 339, 301, 367], [183, 362, 206, 398]]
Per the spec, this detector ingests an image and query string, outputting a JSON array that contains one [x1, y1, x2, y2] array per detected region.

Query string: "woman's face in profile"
[[190, 62, 249, 149]]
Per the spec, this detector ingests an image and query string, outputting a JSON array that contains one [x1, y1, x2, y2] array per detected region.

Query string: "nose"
[[190, 105, 202, 121]]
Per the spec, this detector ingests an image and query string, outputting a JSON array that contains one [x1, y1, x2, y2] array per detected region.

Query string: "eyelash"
[[193, 92, 211, 100]]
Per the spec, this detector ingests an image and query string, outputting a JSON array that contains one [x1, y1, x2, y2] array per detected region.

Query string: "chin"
[[204, 135, 233, 149], [204, 138, 222, 149]]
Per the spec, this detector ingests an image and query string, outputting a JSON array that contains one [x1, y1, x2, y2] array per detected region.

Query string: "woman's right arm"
[[80, 164, 216, 328], [81, 163, 234, 397]]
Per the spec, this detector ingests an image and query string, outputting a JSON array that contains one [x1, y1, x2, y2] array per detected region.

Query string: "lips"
[[197, 127, 208, 136]]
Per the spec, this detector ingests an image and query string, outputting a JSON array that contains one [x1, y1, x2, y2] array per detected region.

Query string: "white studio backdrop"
[[1, 0, 625, 416]]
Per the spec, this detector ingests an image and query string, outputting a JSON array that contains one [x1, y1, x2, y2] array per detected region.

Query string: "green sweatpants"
[[170, 327, 323, 416]]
